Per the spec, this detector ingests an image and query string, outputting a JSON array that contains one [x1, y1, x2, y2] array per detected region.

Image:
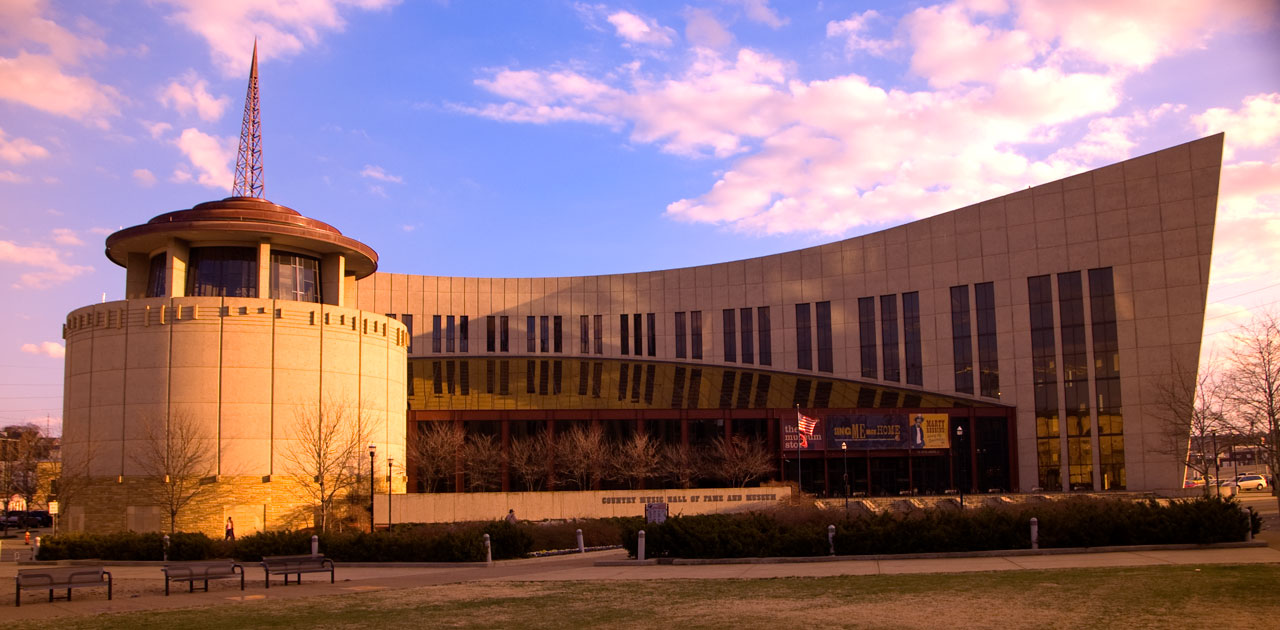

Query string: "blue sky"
[[2, 0, 1278, 433]]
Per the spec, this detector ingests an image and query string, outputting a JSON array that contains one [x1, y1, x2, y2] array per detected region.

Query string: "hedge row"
[[619, 496, 1261, 559], [37, 520, 533, 562]]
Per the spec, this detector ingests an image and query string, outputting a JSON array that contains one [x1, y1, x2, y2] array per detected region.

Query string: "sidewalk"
[[5, 544, 1280, 622]]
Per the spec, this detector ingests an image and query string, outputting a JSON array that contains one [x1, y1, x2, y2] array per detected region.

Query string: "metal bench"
[[260, 554, 335, 588], [15, 566, 112, 607], [162, 560, 245, 595]]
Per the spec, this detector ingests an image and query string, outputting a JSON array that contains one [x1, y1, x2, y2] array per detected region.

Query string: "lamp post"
[[368, 444, 376, 533], [1212, 431, 1219, 498], [955, 425, 965, 508], [387, 457, 394, 531], [841, 441, 848, 510]]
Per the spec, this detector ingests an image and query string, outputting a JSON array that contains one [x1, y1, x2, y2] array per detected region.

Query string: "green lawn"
[[17, 565, 1280, 630]]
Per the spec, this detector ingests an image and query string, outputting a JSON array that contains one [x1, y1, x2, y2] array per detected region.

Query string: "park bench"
[[260, 554, 335, 588], [15, 566, 112, 607], [161, 560, 245, 595]]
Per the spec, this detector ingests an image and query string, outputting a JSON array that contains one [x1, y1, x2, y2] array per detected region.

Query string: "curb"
[[597, 541, 1270, 566]]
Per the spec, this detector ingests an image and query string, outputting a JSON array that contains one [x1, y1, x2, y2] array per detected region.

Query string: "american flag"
[[796, 412, 818, 448]]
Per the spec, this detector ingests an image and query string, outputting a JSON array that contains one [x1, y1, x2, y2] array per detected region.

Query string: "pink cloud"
[[173, 128, 236, 190], [722, 0, 787, 28], [157, 0, 401, 76], [1194, 93, 1280, 159], [20, 341, 65, 359], [51, 228, 83, 246], [903, 4, 1037, 87], [0, 239, 94, 288], [159, 71, 231, 121], [826, 10, 899, 58], [0, 128, 50, 164], [607, 11, 675, 47], [0, 52, 121, 127]]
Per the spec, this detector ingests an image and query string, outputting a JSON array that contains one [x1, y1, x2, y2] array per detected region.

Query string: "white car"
[[1229, 474, 1269, 491]]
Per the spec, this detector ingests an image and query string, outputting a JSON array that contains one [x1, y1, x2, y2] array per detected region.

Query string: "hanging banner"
[[783, 415, 825, 451], [828, 413, 951, 450]]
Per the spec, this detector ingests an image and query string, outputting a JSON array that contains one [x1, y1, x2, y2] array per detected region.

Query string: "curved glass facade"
[[269, 250, 322, 303], [185, 246, 258, 298]]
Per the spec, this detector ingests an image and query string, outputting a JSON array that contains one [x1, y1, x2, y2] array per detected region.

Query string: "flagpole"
[[795, 404, 801, 498]]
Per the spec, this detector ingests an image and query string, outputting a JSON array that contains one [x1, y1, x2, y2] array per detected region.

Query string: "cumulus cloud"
[[142, 121, 174, 139], [156, 0, 402, 76], [360, 164, 403, 183], [20, 341, 65, 358], [51, 228, 82, 246], [827, 10, 899, 57], [0, 52, 121, 127], [684, 8, 733, 50], [0, 2, 120, 126], [607, 10, 675, 46], [723, 0, 787, 28], [133, 168, 157, 187], [159, 71, 231, 121], [0, 128, 50, 164], [460, 0, 1279, 237], [0, 170, 30, 183], [172, 128, 236, 190], [1194, 93, 1280, 159], [0, 240, 94, 288]]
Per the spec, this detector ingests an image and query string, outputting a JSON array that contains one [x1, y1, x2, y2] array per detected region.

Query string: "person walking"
[[225, 517, 235, 541], [505, 509, 517, 524]]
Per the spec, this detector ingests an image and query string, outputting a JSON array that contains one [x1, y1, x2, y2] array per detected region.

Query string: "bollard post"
[[1030, 517, 1039, 550], [311, 535, 319, 558], [33, 536, 40, 561], [163, 534, 170, 562], [828, 525, 836, 556], [638, 530, 646, 561], [484, 533, 493, 566], [1247, 507, 1255, 542], [576, 528, 585, 553]]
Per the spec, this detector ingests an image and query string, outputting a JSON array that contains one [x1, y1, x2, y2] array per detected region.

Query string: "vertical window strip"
[[402, 314, 414, 353], [487, 316, 497, 353], [858, 297, 876, 379], [1058, 271, 1093, 490], [816, 301, 833, 373], [950, 286, 973, 393], [691, 311, 703, 360], [459, 316, 469, 353], [432, 315, 442, 353], [796, 303, 813, 371], [739, 307, 754, 364], [1089, 267, 1125, 490], [675, 311, 687, 359], [446, 315, 456, 353], [633, 313, 643, 359], [723, 309, 737, 362], [554, 316, 563, 353], [975, 282, 998, 397], [903, 292, 922, 386], [647, 313, 656, 357], [540, 315, 550, 353], [758, 306, 772, 366], [1031, 276, 1060, 491], [593, 314, 603, 355], [880, 295, 899, 381], [620, 314, 630, 355], [527, 316, 536, 353], [580, 315, 589, 354]]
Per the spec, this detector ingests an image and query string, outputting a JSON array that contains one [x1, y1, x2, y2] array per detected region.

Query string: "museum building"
[[59, 49, 1222, 534]]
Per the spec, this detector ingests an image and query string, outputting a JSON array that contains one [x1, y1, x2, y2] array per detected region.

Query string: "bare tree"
[[555, 424, 609, 490], [5, 425, 48, 512], [50, 439, 99, 533], [280, 397, 375, 532], [508, 432, 552, 491], [463, 433, 503, 492], [709, 435, 775, 488], [661, 442, 705, 489], [1151, 359, 1228, 493], [130, 410, 215, 533], [407, 422, 464, 493], [1224, 310, 1280, 512], [610, 432, 660, 489]]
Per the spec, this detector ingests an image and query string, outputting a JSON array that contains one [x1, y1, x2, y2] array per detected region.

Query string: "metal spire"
[[232, 40, 264, 198]]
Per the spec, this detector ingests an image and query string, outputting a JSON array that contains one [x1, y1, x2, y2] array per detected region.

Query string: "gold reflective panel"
[[408, 358, 975, 412]]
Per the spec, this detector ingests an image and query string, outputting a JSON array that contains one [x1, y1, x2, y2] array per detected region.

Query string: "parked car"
[[1229, 474, 1269, 491], [1184, 477, 1214, 488], [26, 510, 52, 527]]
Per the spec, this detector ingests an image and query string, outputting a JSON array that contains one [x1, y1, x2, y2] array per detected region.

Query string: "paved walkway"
[[5, 545, 1280, 622]]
